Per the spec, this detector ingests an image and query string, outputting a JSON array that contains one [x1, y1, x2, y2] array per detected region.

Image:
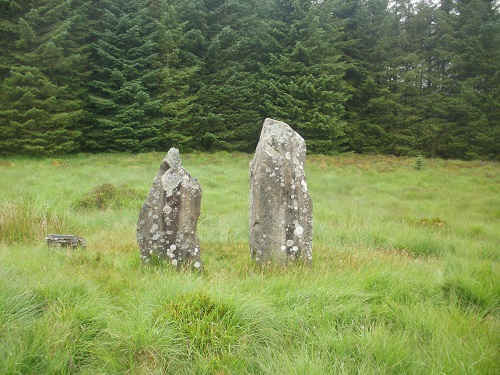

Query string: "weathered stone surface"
[[249, 118, 313, 267], [46, 234, 86, 248], [137, 148, 203, 270]]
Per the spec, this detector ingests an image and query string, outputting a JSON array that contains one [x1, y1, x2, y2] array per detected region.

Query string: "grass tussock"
[[77, 183, 143, 210], [154, 292, 240, 357], [0, 153, 498, 374], [0, 201, 79, 245]]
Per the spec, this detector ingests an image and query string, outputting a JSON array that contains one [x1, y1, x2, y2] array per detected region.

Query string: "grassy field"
[[0, 152, 499, 374]]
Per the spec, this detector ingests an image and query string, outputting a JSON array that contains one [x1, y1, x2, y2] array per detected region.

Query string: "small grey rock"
[[46, 234, 86, 248]]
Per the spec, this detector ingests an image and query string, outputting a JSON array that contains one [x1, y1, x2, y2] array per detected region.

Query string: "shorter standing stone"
[[137, 148, 203, 270], [46, 234, 86, 248], [249, 118, 313, 267]]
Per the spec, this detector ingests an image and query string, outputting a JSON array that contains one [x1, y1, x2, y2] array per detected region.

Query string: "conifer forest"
[[0, 0, 498, 159]]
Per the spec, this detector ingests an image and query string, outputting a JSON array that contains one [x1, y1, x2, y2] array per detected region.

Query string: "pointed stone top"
[[161, 148, 185, 197], [164, 147, 181, 169]]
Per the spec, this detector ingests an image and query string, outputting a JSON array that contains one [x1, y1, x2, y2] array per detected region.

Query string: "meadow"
[[0, 152, 498, 374]]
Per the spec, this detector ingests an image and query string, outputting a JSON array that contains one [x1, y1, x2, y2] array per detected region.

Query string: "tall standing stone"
[[137, 148, 203, 270], [249, 118, 313, 267]]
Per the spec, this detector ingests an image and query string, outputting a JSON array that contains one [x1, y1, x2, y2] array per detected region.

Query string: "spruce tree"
[[153, 0, 202, 151], [334, 0, 391, 154], [0, 0, 89, 156], [406, 0, 499, 159], [84, 0, 163, 152], [174, 0, 266, 151], [260, 0, 350, 153], [0, 0, 31, 80]]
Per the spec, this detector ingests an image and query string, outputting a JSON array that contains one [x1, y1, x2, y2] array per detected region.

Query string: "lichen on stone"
[[137, 148, 203, 271], [249, 118, 313, 267]]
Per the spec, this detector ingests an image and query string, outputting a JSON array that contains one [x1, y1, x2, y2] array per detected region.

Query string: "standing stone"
[[137, 148, 203, 270], [249, 118, 313, 267]]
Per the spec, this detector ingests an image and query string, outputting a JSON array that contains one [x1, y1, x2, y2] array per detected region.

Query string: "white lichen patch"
[[294, 224, 304, 237], [138, 147, 202, 266], [301, 180, 308, 193], [249, 118, 312, 267], [162, 171, 183, 198]]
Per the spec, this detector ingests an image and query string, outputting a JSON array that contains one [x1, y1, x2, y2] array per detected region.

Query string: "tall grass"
[[0, 153, 498, 374]]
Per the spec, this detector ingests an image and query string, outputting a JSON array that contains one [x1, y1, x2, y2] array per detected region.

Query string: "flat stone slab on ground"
[[45, 234, 86, 248]]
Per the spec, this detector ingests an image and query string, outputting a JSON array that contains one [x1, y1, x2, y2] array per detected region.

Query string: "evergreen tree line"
[[0, 0, 498, 159]]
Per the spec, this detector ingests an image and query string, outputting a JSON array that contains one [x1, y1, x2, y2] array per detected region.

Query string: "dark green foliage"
[[0, 0, 497, 158], [0, 0, 90, 156], [0, 66, 82, 155], [260, 0, 350, 154], [0, 0, 31, 79], [175, 0, 268, 152], [340, 0, 499, 159], [414, 155, 425, 170], [83, 0, 164, 152]]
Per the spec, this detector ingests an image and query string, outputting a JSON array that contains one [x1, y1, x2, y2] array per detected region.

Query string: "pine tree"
[[171, 0, 266, 151], [333, 0, 390, 154], [442, 0, 499, 159], [0, 66, 81, 155], [0, 0, 90, 156], [153, 0, 201, 151], [407, 0, 499, 159], [260, 0, 350, 153], [84, 0, 164, 152], [0, 0, 31, 80]]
